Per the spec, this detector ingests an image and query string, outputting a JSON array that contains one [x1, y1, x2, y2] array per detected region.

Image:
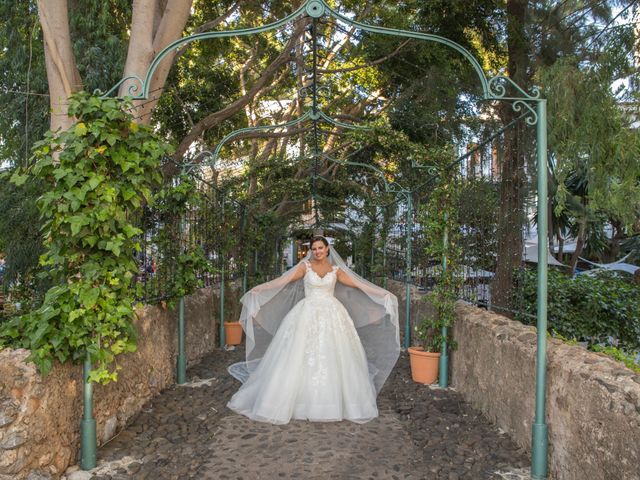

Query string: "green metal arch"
[[181, 109, 370, 170], [100, 3, 550, 478], [102, 0, 540, 106]]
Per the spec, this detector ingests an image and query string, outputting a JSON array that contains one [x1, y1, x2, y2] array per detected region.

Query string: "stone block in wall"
[[0, 284, 238, 479]]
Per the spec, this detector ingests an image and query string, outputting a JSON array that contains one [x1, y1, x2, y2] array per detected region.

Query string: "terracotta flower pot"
[[408, 346, 440, 384], [224, 321, 243, 345]]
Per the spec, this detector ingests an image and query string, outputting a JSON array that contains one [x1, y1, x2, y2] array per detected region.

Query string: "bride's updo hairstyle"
[[310, 236, 330, 255]]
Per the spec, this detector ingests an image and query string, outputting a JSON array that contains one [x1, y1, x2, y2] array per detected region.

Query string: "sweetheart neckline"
[[306, 265, 336, 280]]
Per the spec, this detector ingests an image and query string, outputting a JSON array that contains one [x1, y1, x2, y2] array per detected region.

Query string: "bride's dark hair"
[[310, 236, 329, 247]]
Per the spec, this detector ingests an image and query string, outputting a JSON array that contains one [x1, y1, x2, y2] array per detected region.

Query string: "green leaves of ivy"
[[416, 161, 463, 352], [0, 92, 172, 383]]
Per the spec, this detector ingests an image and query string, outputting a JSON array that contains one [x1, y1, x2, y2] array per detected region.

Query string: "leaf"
[[80, 288, 100, 309], [10, 172, 29, 186], [122, 225, 141, 238], [84, 235, 99, 247], [69, 216, 86, 236], [31, 320, 52, 345], [104, 240, 121, 256], [74, 122, 88, 137], [88, 175, 102, 190], [121, 187, 136, 201]]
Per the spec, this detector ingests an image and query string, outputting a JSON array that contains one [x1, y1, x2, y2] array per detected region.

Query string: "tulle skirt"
[[227, 294, 378, 425]]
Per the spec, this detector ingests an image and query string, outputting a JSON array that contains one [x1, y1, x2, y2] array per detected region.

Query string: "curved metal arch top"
[[319, 151, 410, 196], [102, 0, 540, 107], [179, 108, 370, 170]]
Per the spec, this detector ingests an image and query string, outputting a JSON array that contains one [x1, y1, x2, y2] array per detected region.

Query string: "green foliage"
[[0, 1, 49, 166], [0, 1, 131, 166], [0, 92, 171, 383], [0, 273, 41, 321], [515, 269, 640, 353], [171, 246, 214, 300], [541, 57, 640, 227], [590, 344, 640, 374], [457, 177, 499, 272], [150, 175, 219, 305], [0, 173, 46, 288], [416, 162, 463, 352], [550, 330, 639, 373]]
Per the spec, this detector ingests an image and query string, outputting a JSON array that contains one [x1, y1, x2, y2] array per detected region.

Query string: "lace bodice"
[[303, 261, 338, 298]]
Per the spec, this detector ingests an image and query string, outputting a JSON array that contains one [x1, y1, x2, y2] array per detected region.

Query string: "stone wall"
[[0, 285, 241, 479], [389, 281, 640, 480], [450, 303, 640, 480]]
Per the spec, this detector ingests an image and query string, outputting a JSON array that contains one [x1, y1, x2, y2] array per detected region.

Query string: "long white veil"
[[228, 247, 400, 394]]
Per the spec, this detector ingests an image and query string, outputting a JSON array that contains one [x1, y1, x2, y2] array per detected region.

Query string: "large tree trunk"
[[37, 0, 82, 132], [120, 0, 194, 123], [38, 0, 193, 132], [491, 0, 530, 314], [568, 219, 587, 274]]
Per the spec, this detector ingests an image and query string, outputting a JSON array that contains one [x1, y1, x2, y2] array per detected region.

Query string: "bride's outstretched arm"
[[336, 268, 394, 298], [252, 262, 306, 293], [336, 268, 359, 288]]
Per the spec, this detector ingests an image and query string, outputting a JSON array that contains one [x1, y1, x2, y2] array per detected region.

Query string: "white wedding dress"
[[227, 261, 378, 424]]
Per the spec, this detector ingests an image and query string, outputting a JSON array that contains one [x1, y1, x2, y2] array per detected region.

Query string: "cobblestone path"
[[63, 348, 530, 480]]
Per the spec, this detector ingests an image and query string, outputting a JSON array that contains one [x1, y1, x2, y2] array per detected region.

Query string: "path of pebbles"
[[63, 348, 530, 480]]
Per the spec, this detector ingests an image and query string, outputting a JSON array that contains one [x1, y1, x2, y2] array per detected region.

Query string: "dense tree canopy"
[[0, 0, 638, 295]]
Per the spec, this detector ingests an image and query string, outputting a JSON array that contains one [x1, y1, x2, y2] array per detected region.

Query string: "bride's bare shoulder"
[[294, 260, 308, 275]]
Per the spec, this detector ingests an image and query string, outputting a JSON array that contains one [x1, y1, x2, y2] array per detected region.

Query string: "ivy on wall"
[[0, 92, 171, 383]]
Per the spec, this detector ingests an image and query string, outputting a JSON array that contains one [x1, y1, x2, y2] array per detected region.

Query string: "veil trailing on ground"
[[228, 248, 400, 394]]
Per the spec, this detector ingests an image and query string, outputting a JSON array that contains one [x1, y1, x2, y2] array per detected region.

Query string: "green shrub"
[[515, 268, 640, 353], [0, 92, 171, 383]]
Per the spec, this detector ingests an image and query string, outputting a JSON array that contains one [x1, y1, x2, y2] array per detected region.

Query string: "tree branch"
[[174, 17, 309, 159], [318, 39, 411, 74]]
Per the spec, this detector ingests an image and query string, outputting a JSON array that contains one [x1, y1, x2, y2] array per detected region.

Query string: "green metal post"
[[404, 193, 412, 349], [177, 297, 186, 384], [531, 99, 549, 479], [80, 353, 96, 470], [242, 204, 248, 294], [219, 196, 226, 347], [383, 243, 387, 289], [439, 214, 449, 387], [220, 259, 226, 346], [243, 264, 248, 295]]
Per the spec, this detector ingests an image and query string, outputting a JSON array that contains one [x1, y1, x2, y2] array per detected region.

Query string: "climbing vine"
[[0, 92, 171, 383], [416, 162, 463, 352]]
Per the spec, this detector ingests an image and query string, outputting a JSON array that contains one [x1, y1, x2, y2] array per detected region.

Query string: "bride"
[[227, 236, 399, 425]]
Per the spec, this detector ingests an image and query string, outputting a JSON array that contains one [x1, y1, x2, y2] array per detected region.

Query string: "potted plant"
[[223, 270, 243, 346], [224, 320, 243, 345], [409, 158, 461, 384], [408, 316, 447, 384]]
